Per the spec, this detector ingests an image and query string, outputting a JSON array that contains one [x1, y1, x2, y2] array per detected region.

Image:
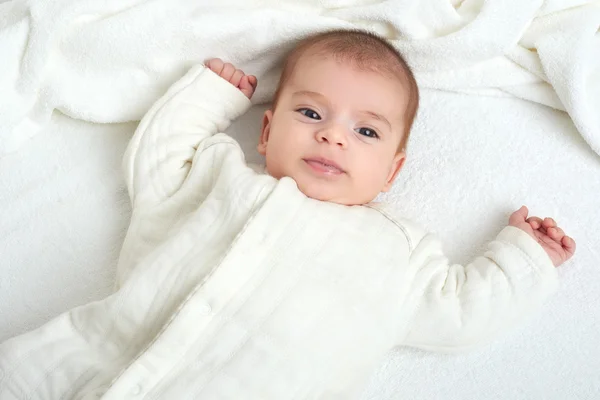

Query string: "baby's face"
[[258, 55, 407, 205]]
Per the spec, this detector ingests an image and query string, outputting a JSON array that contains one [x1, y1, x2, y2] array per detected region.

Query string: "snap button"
[[197, 301, 212, 316], [130, 384, 142, 395]]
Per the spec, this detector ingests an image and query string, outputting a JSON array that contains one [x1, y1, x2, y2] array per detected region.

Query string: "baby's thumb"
[[239, 76, 256, 99], [509, 205, 528, 225]]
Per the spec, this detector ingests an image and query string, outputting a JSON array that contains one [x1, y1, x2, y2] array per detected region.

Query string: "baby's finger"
[[547, 227, 565, 241], [554, 226, 565, 238], [230, 69, 245, 87], [542, 217, 557, 229], [247, 75, 258, 88], [562, 235, 576, 255], [527, 216, 543, 229], [206, 58, 224, 75], [220, 63, 236, 81], [239, 76, 255, 99]]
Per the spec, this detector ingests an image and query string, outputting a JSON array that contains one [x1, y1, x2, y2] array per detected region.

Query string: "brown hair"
[[272, 29, 419, 152]]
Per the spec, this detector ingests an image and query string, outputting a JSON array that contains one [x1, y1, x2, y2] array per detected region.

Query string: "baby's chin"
[[294, 179, 373, 206]]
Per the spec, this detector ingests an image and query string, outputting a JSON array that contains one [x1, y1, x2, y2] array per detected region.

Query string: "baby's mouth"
[[303, 158, 345, 175]]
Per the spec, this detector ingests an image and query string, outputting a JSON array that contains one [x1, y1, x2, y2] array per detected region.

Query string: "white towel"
[[1, 0, 599, 156]]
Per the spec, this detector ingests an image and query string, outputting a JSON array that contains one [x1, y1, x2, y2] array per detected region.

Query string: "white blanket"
[[1, 0, 600, 399], [1, 0, 599, 156]]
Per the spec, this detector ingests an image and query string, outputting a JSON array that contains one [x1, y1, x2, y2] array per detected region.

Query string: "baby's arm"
[[401, 207, 574, 352], [123, 59, 257, 210]]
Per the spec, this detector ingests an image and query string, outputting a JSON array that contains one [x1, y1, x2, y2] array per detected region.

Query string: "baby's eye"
[[297, 108, 321, 120], [356, 127, 379, 139]]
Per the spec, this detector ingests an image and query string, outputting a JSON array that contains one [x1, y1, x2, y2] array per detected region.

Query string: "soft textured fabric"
[[1, 0, 599, 157], [0, 66, 559, 399]]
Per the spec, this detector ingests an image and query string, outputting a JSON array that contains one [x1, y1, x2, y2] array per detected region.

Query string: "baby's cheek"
[[353, 161, 379, 188], [373, 160, 394, 187]]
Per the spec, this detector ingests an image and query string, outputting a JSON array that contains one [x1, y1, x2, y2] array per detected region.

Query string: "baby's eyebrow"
[[292, 90, 330, 105], [359, 111, 391, 130]]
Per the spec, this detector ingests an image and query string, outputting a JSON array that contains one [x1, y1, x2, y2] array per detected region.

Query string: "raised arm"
[[123, 61, 256, 210], [401, 208, 574, 352]]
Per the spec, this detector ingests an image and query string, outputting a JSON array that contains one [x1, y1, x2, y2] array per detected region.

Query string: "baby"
[[0, 30, 575, 399]]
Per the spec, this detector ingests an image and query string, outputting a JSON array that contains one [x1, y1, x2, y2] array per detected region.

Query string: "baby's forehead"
[[291, 52, 410, 91], [287, 56, 409, 109]]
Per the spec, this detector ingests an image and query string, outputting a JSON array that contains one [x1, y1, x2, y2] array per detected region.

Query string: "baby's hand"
[[508, 206, 576, 267], [205, 58, 258, 99]]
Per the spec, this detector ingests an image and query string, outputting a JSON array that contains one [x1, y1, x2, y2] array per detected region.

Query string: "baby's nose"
[[317, 125, 347, 147]]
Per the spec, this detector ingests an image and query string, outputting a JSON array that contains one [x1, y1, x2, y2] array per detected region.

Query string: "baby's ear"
[[257, 109, 273, 156], [382, 151, 406, 192]]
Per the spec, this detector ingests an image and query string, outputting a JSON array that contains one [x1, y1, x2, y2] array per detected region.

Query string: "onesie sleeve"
[[400, 226, 559, 352], [123, 64, 252, 210]]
